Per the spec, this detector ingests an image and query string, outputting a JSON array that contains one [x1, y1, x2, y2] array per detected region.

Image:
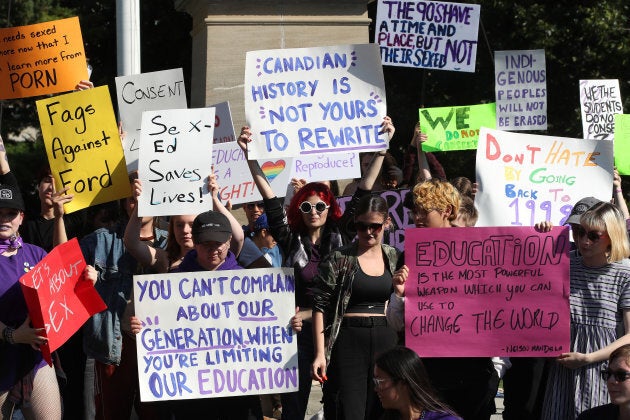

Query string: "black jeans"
[[324, 317, 398, 420]]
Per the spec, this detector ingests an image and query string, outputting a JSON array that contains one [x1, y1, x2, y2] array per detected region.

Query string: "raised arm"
[[357, 116, 395, 191], [52, 186, 75, 247], [209, 170, 244, 256], [614, 168, 629, 220], [123, 179, 168, 273], [412, 122, 432, 183], [237, 126, 275, 199]]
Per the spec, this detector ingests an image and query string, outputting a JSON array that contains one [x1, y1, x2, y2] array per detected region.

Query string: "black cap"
[[564, 197, 602, 225], [192, 211, 232, 244], [0, 184, 24, 211]]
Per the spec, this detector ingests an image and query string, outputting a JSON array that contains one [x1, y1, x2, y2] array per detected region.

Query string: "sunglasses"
[[354, 221, 384, 232], [299, 201, 329, 214], [601, 369, 630, 382], [574, 226, 606, 243], [245, 202, 265, 210]]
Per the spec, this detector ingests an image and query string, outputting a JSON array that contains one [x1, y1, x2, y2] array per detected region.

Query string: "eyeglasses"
[[245, 202, 265, 210], [299, 201, 329, 214], [601, 369, 630, 382], [372, 377, 391, 388], [574, 226, 606, 243], [354, 221, 384, 232]]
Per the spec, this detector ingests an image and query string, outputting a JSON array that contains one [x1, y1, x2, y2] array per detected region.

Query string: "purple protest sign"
[[403, 226, 570, 357]]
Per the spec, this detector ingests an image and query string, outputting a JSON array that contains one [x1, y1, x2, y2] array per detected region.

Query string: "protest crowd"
[[1, 6, 630, 420]]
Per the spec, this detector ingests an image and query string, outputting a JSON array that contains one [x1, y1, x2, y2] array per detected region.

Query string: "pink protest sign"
[[19, 238, 106, 365], [403, 226, 570, 357]]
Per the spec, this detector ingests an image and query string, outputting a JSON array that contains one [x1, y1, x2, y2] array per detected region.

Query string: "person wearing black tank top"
[[312, 194, 401, 420]]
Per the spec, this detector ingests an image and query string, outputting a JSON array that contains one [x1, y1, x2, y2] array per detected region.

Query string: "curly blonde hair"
[[412, 179, 460, 222]]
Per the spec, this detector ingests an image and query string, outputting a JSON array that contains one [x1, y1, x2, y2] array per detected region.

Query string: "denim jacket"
[[311, 241, 400, 362], [80, 222, 167, 365]]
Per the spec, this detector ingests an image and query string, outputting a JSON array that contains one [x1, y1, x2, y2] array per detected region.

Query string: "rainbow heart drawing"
[[261, 160, 286, 182]]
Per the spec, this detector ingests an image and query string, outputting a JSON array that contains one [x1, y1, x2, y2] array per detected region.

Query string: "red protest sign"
[[404, 226, 570, 357], [19, 238, 106, 365]]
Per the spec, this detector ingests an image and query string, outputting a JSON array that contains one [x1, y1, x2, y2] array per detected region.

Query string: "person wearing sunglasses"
[[542, 202, 630, 418], [311, 192, 401, 420], [373, 346, 461, 420], [237, 117, 395, 420], [577, 343, 630, 419]]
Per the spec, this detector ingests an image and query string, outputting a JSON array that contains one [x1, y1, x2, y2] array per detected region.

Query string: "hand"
[[534, 220, 554, 232], [614, 167, 622, 189], [291, 178, 307, 193], [130, 316, 142, 335], [410, 122, 427, 148], [557, 352, 590, 369], [83, 265, 98, 285], [132, 179, 143, 200], [290, 307, 303, 333], [118, 121, 126, 143], [52, 186, 74, 219], [311, 354, 328, 383], [392, 264, 409, 297], [380, 116, 395, 140], [75, 80, 94, 91], [237, 126, 252, 155], [208, 166, 219, 195], [12, 316, 47, 350]]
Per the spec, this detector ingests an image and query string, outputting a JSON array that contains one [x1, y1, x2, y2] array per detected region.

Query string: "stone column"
[[174, 0, 370, 129]]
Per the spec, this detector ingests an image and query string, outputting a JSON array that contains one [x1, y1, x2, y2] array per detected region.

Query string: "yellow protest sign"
[[36, 86, 130, 213], [0, 17, 88, 99]]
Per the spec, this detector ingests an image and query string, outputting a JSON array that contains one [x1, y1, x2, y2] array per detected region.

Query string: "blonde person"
[[387, 179, 498, 420], [542, 202, 630, 418]]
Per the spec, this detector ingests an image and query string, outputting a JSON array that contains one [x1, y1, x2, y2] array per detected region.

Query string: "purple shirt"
[[0, 243, 47, 392]]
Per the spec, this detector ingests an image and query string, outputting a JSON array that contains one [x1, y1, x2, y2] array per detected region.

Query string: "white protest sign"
[[134, 268, 298, 402], [290, 152, 360, 183], [116, 68, 187, 172], [138, 108, 214, 217], [495, 50, 547, 131], [475, 127, 614, 227], [212, 142, 293, 205], [245, 43, 387, 159], [211, 101, 236, 144], [580, 79, 623, 140], [375, 0, 480, 72]]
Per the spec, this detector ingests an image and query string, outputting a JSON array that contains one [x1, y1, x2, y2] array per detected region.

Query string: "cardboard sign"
[[580, 79, 623, 140], [115, 68, 188, 172], [404, 226, 570, 357], [36, 86, 131, 213], [289, 152, 360, 183], [475, 128, 614, 227], [134, 268, 298, 402], [495, 50, 547, 131], [375, 0, 480, 72], [138, 108, 215, 217], [211, 101, 237, 144], [338, 188, 413, 251], [212, 142, 293, 205], [245, 44, 387, 158], [615, 114, 630, 175], [419, 103, 496, 152], [0, 17, 88, 99], [19, 239, 107, 365]]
